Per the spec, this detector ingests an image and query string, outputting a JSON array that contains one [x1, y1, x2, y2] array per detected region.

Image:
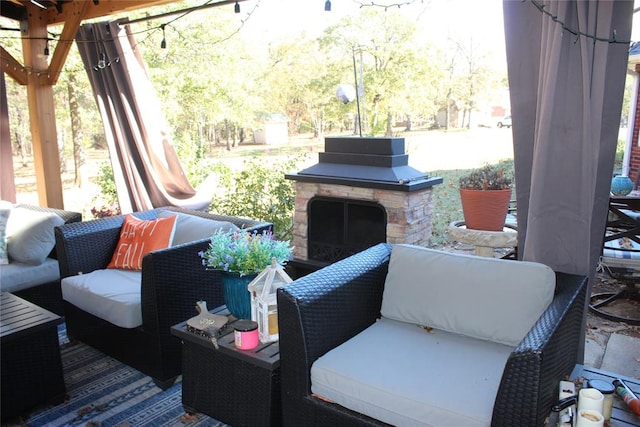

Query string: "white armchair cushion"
[[381, 244, 555, 346], [6, 207, 64, 265], [311, 317, 513, 427], [62, 269, 142, 328]]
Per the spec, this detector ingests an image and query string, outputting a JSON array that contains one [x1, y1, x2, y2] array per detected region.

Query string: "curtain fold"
[[503, 0, 633, 278], [75, 20, 210, 212]]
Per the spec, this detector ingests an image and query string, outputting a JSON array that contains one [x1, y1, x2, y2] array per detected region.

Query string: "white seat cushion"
[[311, 317, 512, 427], [601, 236, 640, 275], [0, 258, 60, 293], [381, 244, 556, 346], [61, 269, 142, 328]]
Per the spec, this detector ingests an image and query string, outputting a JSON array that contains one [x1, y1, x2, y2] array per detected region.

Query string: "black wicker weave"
[[172, 315, 282, 427], [277, 243, 588, 427], [1, 292, 65, 421], [55, 207, 272, 389], [10, 204, 82, 315]]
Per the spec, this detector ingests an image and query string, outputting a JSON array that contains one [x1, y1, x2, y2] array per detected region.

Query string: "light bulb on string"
[[234, 2, 240, 13], [325, 0, 331, 11], [160, 24, 167, 49], [43, 39, 49, 56]]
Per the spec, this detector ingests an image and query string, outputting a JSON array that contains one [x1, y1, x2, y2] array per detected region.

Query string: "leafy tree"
[[320, 8, 444, 136]]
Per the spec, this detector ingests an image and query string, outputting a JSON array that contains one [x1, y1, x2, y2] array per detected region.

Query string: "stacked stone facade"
[[291, 181, 435, 261]]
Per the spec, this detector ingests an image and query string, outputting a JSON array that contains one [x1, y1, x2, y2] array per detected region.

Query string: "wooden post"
[[21, 5, 64, 208]]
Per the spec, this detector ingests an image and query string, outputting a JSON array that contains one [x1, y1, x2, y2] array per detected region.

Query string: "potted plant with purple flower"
[[199, 229, 293, 319]]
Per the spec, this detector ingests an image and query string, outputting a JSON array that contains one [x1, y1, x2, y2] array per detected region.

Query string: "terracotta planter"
[[459, 188, 512, 231]]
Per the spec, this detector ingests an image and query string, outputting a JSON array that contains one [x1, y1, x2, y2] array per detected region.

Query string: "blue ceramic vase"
[[611, 175, 633, 196], [220, 272, 256, 319]]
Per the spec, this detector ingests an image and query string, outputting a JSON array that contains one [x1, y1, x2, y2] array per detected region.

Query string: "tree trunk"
[[67, 75, 85, 186]]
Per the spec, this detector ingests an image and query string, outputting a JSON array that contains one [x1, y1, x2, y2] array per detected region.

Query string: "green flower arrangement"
[[199, 229, 293, 276]]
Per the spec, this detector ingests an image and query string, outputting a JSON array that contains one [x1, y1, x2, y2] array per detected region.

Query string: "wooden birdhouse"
[[248, 258, 293, 343]]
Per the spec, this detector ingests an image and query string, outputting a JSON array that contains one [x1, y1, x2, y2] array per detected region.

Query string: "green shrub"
[[91, 162, 121, 218], [209, 155, 308, 242]]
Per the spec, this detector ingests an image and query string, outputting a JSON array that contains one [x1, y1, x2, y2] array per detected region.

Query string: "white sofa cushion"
[[0, 202, 11, 265], [381, 244, 556, 346], [157, 210, 239, 246], [6, 207, 65, 265], [311, 317, 513, 427], [0, 258, 60, 293], [61, 269, 142, 328]]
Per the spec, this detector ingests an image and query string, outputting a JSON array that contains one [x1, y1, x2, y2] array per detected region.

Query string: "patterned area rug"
[[2, 325, 228, 427]]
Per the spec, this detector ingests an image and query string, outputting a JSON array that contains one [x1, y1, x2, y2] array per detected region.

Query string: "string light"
[[160, 24, 167, 48], [43, 39, 49, 56], [235, 2, 240, 13], [325, 0, 331, 11], [0, 0, 263, 76]]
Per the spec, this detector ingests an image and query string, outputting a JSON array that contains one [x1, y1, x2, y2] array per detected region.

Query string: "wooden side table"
[[171, 306, 281, 427], [570, 364, 640, 426], [0, 292, 65, 421]]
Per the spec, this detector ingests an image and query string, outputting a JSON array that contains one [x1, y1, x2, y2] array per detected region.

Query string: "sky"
[[242, 0, 506, 44], [235, 0, 507, 70]]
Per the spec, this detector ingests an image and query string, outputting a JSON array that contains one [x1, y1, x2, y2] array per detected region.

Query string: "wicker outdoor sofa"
[[55, 206, 272, 388], [277, 243, 589, 427], [1, 204, 82, 315]]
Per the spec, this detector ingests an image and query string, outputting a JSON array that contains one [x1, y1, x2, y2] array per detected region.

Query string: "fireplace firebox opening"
[[308, 197, 386, 263]]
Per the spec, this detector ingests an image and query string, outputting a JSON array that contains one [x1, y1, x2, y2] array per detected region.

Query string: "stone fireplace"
[[286, 137, 442, 270]]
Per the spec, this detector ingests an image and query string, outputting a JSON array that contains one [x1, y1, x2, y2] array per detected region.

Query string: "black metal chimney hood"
[[286, 137, 442, 192]]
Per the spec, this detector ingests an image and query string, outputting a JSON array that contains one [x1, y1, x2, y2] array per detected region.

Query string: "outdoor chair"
[[1, 204, 82, 315], [55, 207, 272, 388], [591, 198, 640, 325], [277, 243, 588, 426]]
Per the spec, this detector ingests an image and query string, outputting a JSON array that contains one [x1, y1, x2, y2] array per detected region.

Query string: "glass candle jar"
[[234, 320, 259, 350], [588, 379, 615, 421]]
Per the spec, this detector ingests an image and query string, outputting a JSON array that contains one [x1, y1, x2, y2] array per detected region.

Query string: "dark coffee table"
[[1, 292, 65, 420], [570, 364, 640, 426], [171, 305, 281, 427]]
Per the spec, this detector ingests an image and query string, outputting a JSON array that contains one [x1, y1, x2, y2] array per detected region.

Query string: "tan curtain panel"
[[75, 21, 210, 212]]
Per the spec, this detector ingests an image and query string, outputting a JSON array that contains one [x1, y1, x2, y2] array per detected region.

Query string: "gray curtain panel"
[[75, 21, 209, 213], [503, 0, 633, 278]]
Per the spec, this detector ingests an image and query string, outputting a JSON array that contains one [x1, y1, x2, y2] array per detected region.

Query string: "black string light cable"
[[351, 0, 423, 10], [0, 0, 260, 77], [528, 0, 630, 44]]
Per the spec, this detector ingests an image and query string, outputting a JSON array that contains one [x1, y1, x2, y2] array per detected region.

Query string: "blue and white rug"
[[3, 325, 227, 427]]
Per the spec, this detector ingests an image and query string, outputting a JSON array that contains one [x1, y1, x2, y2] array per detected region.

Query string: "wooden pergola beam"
[[47, 0, 88, 85], [0, 46, 28, 85], [44, 0, 179, 26]]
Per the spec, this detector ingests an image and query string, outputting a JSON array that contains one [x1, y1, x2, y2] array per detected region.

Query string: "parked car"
[[497, 115, 512, 128]]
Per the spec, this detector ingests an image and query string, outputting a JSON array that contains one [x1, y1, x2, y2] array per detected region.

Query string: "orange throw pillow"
[[107, 214, 177, 271]]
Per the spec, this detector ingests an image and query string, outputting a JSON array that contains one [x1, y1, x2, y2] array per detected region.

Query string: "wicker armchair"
[[55, 207, 272, 389], [277, 243, 588, 427], [8, 204, 82, 315]]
